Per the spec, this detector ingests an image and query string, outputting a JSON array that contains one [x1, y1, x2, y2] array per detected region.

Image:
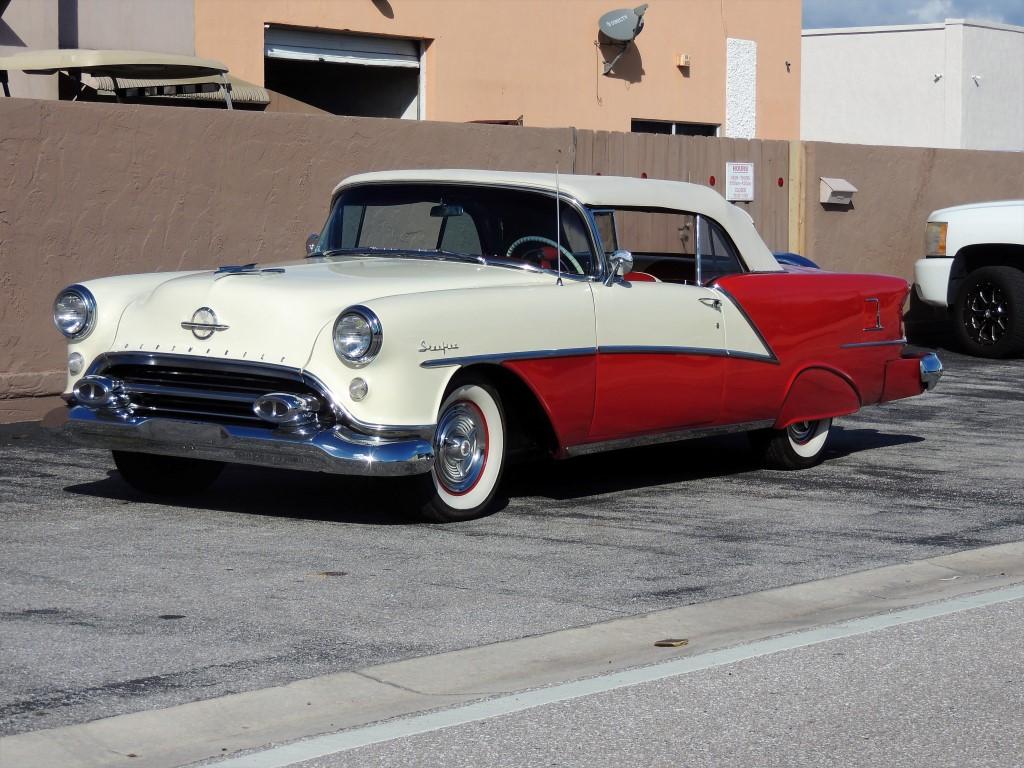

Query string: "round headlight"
[[53, 285, 96, 340], [332, 307, 382, 366]]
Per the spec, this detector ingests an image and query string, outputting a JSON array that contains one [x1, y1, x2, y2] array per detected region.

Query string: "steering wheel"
[[505, 236, 584, 275]]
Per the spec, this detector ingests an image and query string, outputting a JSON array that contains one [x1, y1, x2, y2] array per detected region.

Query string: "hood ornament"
[[181, 307, 229, 340], [215, 263, 286, 277]]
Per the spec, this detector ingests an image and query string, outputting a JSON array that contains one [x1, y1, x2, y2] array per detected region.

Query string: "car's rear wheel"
[[112, 450, 224, 496], [413, 378, 507, 523], [953, 266, 1024, 358], [753, 418, 833, 470]]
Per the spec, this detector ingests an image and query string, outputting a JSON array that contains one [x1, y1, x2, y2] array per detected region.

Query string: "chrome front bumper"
[[52, 406, 435, 477]]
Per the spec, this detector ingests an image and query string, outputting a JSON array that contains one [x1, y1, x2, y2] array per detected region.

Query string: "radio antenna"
[[555, 158, 563, 286]]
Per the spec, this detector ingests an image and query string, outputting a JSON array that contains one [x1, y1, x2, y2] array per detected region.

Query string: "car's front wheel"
[[112, 450, 224, 496], [413, 378, 507, 523], [953, 266, 1024, 358], [752, 418, 833, 470]]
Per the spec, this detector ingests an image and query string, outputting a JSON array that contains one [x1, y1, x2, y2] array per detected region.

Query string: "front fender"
[[303, 281, 596, 432]]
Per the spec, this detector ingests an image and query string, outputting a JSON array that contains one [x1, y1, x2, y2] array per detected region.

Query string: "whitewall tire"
[[415, 378, 507, 522], [754, 418, 833, 470]]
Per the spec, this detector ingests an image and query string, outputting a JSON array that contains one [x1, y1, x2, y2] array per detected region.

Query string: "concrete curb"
[[3, 542, 1022, 768]]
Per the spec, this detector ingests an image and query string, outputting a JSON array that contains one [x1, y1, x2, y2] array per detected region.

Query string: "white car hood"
[[111, 256, 552, 368]]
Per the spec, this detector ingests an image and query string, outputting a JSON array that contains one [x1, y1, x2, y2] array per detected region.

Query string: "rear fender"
[[775, 367, 862, 430]]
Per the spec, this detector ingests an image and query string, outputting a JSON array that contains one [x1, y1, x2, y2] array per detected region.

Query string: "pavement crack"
[[351, 671, 432, 697]]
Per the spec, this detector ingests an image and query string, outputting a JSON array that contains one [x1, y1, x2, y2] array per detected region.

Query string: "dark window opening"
[[264, 58, 418, 118], [631, 119, 719, 137]]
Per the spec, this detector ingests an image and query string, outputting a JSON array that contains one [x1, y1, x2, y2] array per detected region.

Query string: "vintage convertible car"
[[50, 170, 942, 521]]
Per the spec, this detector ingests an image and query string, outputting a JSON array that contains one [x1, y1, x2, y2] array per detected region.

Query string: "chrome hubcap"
[[434, 401, 487, 494], [788, 421, 814, 444], [963, 281, 1009, 346]]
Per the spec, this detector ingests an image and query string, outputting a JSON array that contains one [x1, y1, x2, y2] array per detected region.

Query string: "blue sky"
[[803, 0, 1024, 28]]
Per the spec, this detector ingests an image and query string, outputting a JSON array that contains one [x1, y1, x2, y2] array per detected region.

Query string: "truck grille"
[[93, 354, 335, 428]]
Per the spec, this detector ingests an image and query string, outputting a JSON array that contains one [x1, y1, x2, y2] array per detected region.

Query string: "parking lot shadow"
[[62, 426, 926, 521], [63, 467, 427, 524]]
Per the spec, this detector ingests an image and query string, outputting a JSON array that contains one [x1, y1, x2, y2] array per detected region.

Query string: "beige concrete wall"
[[802, 141, 1024, 280], [194, 0, 801, 139]]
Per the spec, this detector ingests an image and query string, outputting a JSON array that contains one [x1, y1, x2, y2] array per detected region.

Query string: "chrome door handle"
[[698, 297, 722, 311]]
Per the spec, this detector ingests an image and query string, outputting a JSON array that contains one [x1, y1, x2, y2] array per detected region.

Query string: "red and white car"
[[52, 170, 941, 521]]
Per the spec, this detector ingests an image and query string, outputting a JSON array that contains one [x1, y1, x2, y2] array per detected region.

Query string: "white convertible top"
[[335, 169, 783, 272]]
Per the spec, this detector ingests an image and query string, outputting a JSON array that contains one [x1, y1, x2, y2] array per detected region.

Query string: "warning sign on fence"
[[725, 162, 755, 202]]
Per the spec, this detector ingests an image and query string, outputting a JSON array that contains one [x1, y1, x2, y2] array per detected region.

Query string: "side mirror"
[[305, 233, 320, 256], [604, 250, 634, 285]]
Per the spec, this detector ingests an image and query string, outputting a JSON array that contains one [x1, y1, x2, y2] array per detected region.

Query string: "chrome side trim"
[[599, 345, 730, 358], [420, 347, 596, 369], [62, 406, 434, 477], [420, 344, 780, 368], [564, 419, 776, 458], [419, 346, 778, 370], [840, 338, 908, 349], [87, 353, 434, 440], [726, 350, 779, 363]]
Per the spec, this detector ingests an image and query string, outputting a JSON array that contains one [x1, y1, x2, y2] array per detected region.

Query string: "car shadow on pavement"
[[63, 467, 426, 524], [504, 427, 925, 501], [62, 426, 926, 522]]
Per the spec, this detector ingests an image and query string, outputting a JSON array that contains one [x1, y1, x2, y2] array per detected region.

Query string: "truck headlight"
[[925, 222, 947, 257], [332, 306, 382, 366], [53, 285, 97, 340]]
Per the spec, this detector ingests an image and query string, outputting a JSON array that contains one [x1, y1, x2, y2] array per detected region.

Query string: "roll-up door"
[[264, 27, 422, 119]]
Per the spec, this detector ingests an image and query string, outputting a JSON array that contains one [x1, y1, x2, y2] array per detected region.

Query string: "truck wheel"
[[412, 378, 507, 523], [112, 450, 224, 496], [953, 266, 1024, 358]]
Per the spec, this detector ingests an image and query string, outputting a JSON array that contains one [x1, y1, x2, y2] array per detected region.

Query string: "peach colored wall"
[[193, 0, 801, 139], [803, 142, 1024, 281]]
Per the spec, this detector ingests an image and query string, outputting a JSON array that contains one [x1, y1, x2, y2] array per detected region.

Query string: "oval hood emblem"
[[181, 307, 228, 340]]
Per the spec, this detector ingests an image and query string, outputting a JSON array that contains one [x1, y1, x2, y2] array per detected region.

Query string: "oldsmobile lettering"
[[49, 169, 942, 523]]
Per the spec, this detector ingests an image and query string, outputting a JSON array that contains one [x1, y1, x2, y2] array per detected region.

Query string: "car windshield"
[[317, 183, 597, 276]]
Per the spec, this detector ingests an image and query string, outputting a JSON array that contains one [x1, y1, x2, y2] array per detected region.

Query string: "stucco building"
[[1, 0, 801, 139], [802, 19, 1024, 151]]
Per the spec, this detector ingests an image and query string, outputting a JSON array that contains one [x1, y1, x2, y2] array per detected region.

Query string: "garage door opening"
[[264, 27, 423, 119]]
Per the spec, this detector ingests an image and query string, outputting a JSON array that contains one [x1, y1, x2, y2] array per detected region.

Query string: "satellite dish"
[[598, 4, 648, 44], [598, 4, 647, 75]]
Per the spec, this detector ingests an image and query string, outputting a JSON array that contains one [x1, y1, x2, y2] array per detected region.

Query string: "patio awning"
[[88, 74, 269, 106], [0, 49, 228, 79], [0, 49, 234, 106]]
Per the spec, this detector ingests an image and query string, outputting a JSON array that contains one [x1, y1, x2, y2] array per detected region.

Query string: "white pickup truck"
[[914, 200, 1024, 358]]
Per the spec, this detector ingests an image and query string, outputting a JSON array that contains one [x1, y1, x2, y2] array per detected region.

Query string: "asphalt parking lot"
[[1, 347, 1022, 741]]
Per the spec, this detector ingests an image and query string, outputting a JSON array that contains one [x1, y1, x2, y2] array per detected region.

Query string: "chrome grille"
[[93, 355, 335, 428]]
